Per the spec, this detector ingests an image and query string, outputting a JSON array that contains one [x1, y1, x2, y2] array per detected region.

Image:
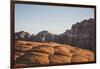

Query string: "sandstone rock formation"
[[14, 41, 95, 68]]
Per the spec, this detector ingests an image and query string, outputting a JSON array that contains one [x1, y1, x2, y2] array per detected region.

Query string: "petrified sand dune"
[[16, 53, 49, 64], [14, 40, 95, 68], [49, 54, 72, 64], [30, 45, 55, 55]]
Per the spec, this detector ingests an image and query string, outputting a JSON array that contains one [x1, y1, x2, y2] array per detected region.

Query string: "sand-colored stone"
[[71, 54, 89, 62], [71, 47, 95, 62], [54, 46, 72, 56], [31, 54, 49, 64], [49, 54, 72, 64], [15, 52, 25, 60], [30, 45, 54, 55], [14, 40, 95, 68], [15, 45, 32, 52], [16, 53, 49, 64]]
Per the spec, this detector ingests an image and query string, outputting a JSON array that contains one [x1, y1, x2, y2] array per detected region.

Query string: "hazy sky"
[[15, 4, 94, 34]]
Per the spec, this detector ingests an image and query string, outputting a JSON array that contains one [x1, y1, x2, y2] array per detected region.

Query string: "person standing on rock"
[[41, 34, 46, 42]]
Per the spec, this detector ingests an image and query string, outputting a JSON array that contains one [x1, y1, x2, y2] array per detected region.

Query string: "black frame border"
[[10, 0, 96, 68]]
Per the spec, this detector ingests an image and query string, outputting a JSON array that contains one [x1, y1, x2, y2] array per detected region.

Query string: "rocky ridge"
[[15, 18, 95, 51]]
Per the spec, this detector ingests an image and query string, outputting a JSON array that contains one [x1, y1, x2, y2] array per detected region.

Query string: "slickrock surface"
[[14, 41, 95, 68]]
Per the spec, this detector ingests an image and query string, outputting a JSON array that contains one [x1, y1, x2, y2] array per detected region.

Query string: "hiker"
[[41, 34, 45, 42]]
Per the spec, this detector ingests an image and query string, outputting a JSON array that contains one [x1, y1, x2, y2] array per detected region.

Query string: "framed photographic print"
[[11, 0, 96, 68]]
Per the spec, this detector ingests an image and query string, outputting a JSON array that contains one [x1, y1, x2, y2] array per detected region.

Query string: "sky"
[[15, 4, 94, 35]]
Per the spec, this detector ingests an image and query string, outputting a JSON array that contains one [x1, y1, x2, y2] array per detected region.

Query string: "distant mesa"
[[15, 18, 95, 51]]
